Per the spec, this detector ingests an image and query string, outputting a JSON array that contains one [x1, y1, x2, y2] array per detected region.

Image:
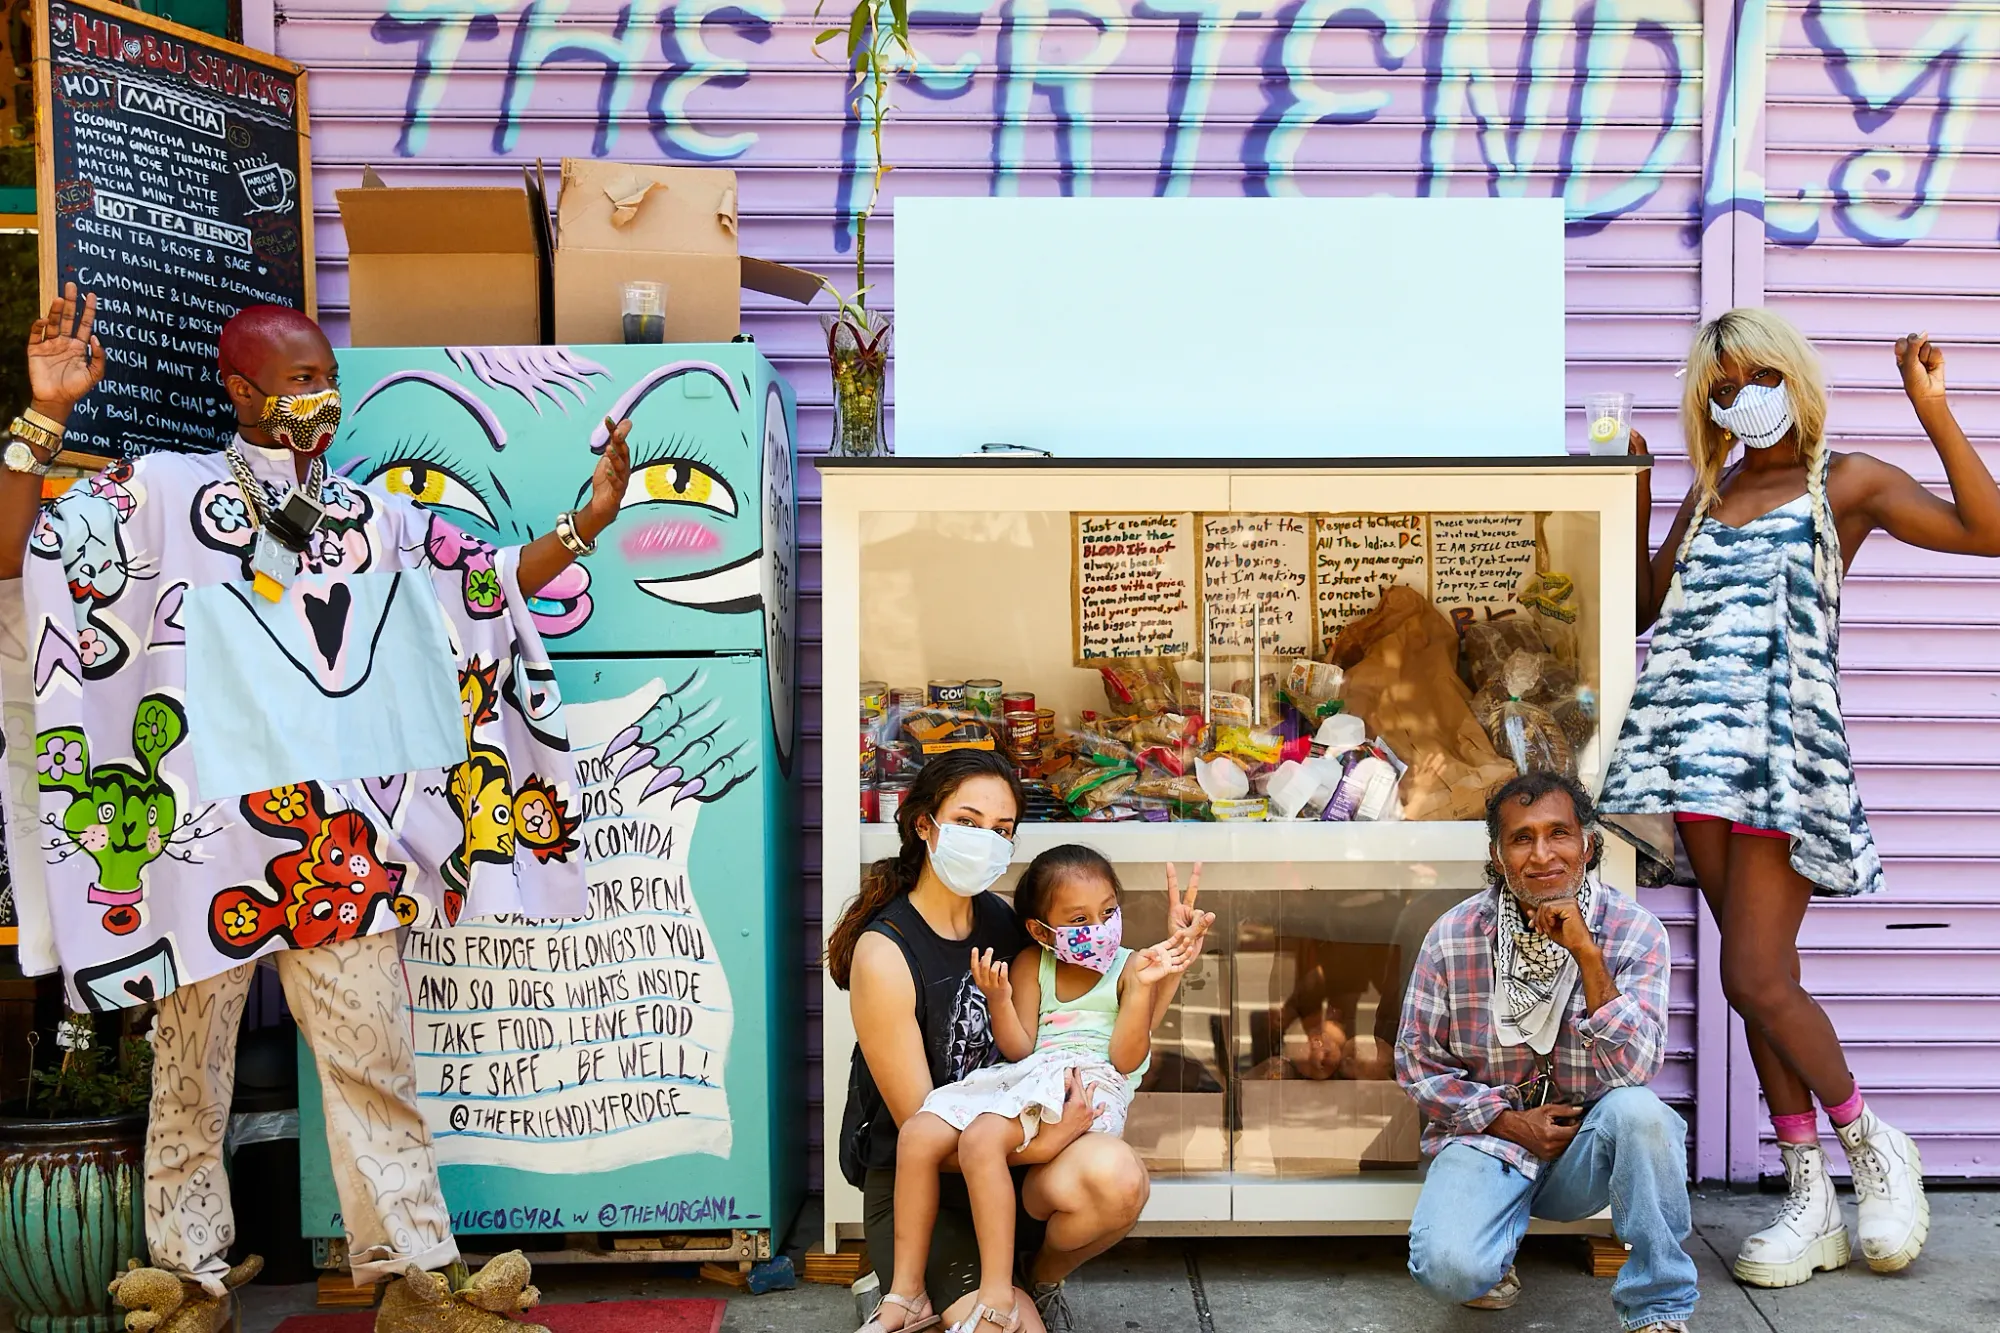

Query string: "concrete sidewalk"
[[55, 1188, 2000, 1333]]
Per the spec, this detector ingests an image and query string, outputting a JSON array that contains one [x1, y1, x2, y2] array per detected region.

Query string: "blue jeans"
[[1407, 1086, 1698, 1331]]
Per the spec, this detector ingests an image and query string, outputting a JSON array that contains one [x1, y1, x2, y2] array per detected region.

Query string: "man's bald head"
[[216, 305, 338, 442]]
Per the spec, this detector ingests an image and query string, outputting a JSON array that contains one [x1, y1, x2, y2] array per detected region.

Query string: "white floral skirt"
[[919, 1046, 1133, 1144]]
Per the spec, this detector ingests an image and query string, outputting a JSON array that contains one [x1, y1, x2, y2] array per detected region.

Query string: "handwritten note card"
[[1313, 514, 1431, 652], [1201, 514, 1313, 654], [1072, 513, 1199, 662], [404, 681, 734, 1173], [1429, 513, 1538, 629]]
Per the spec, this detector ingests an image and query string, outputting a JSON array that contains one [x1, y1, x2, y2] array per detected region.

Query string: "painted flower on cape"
[[207, 492, 250, 533], [466, 567, 502, 610], [318, 478, 368, 523], [76, 627, 109, 666], [513, 776, 581, 864], [38, 735, 83, 782], [262, 786, 309, 824], [221, 903, 259, 940]]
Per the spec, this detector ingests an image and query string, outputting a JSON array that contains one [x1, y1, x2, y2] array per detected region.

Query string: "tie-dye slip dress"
[[1600, 450, 1884, 898]]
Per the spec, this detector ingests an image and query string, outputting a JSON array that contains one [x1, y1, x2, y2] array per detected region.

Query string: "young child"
[[863, 847, 1206, 1333]]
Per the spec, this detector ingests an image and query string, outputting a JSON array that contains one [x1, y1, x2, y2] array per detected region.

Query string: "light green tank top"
[[1036, 945, 1150, 1092]]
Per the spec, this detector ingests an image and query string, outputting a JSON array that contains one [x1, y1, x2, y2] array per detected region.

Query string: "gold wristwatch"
[[5, 410, 63, 476]]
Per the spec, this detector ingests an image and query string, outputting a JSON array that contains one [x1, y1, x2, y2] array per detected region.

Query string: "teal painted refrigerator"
[[299, 345, 801, 1247]]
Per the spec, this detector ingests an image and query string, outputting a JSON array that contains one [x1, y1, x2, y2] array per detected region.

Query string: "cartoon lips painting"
[[527, 560, 593, 637]]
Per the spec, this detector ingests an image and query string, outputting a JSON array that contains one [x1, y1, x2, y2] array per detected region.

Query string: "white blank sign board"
[[893, 196, 1566, 458]]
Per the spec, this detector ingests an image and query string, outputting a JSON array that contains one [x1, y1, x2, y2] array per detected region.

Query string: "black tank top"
[[838, 891, 1029, 1184]]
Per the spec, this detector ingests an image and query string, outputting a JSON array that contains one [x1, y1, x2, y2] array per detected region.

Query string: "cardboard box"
[[552, 159, 821, 344], [338, 166, 550, 347]]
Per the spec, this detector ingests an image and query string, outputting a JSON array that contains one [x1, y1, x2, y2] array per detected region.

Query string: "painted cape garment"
[[0, 441, 588, 1013]]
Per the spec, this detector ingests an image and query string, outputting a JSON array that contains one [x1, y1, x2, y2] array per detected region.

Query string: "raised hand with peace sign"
[[1164, 861, 1217, 950]]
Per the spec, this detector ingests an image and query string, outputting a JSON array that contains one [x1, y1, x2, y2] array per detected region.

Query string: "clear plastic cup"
[[1584, 391, 1633, 455], [622, 281, 666, 344]]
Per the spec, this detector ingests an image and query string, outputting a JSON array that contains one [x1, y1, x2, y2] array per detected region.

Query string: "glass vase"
[[823, 310, 892, 458]]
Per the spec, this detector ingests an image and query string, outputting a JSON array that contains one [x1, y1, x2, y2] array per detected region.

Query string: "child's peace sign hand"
[[1165, 863, 1217, 947], [971, 948, 1012, 1007]]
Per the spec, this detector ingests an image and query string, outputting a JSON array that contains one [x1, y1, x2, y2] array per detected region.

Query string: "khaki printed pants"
[[145, 932, 458, 1295]]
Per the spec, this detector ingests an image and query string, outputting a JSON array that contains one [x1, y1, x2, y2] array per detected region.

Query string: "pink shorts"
[[1674, 813, 1787, 840]]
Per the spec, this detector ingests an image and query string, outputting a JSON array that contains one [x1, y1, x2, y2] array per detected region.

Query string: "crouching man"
[[1397, 772, 1700, 1333]]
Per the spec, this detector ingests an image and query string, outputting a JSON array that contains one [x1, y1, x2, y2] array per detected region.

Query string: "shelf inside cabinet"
[[855, 820, 1491, 867]]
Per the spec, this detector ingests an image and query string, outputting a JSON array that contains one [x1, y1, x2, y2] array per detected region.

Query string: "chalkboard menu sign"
[[34, 0, 312, 460]]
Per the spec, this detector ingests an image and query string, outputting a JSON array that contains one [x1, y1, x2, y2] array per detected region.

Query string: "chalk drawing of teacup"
[[239, 161, 297, 214]]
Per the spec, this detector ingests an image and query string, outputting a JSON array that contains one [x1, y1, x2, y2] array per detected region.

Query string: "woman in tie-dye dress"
[[1602, 309, 2000, 1292]]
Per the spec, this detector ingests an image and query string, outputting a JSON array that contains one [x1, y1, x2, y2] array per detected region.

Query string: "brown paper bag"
[[1331, 586, 1519, 821]]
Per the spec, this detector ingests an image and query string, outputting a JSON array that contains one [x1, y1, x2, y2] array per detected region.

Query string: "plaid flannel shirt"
[[1395, 881, 1672, 1181]]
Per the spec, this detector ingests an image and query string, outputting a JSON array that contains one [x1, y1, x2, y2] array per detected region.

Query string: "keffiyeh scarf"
[[1493, 873, 1598, 1054]]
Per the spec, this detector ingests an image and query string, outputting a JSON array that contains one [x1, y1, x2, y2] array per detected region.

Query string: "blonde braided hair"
[[1671, 308, 1838, 594]]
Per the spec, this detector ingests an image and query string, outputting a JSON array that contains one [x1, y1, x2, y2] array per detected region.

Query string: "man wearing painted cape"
[[0, 287, 632, 1333]]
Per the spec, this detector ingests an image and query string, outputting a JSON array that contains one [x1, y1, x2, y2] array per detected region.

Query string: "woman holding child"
[[829, 751, 1214, 1333]]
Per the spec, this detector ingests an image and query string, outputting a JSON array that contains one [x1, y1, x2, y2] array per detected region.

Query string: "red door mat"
[[274, 1301, 726, 1333]]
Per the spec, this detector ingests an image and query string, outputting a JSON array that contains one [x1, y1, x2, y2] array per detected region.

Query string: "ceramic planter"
[[0, 1113, 148, 1333]]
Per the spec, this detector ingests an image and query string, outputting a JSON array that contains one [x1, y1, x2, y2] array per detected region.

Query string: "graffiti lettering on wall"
[[331, 1196, 749, 1233], [363, 1, 1997, 249]]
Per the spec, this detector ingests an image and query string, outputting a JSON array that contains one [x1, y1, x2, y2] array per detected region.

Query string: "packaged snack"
[[1099, 658, 1184, 716], [900, 707, 1002, 757], [1213, 726, 1283, 768], [1134, 771, 1208, 805], [1279, 659, 1347, 721], [1205, 690, 1255, 730], [1113, 712, 1202, 750], [1210, 797, 1270, 822], [1472, 651, 1577, 778], [1463, 618, 1548, 690], [1520, 572, 1581, 667]]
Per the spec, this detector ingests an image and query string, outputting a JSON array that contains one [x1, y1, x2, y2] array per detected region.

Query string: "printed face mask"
[[1708, 381, 1794, 450], [254, 388, 343, 456], [926, 822, 1012, 898], [1039, 906, 1122, 973]]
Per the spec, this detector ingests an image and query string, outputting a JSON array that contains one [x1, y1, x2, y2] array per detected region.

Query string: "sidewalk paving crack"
[[1183, 1248, 1216, 1333], [1693, 1224, 1780, 1333]]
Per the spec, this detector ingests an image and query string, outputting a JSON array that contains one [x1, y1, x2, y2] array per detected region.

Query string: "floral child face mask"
[[1037, 906, 1122, 973]]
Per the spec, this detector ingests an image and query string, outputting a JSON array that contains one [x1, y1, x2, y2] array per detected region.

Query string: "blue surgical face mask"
[[926, 822, 1012, 897], [1708, 381, 1794, 450]]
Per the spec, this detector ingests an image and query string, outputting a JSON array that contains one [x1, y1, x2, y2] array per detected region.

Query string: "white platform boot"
[[1732, 1143, 1850, 1288], [1836, 1107, 1930, 1273]]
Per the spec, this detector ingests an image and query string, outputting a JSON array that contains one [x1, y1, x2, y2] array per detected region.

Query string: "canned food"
[[966, 679, 1004, 718], [1006, 714, 1041, 751], [891, 685, 926, 710], [860, 725, 880, 783], [928, 680, 967, 707], [1002, 692, 1037, 716], [860, 786, 879, 823], [860, 680, 889, 717], [1037, 708, 1056, 739], [879, 780, 911, 824]]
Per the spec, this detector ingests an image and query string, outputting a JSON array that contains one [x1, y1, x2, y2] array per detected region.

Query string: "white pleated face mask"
[[1708, 381, 1795, 450], [926, 822, 1013, 897]]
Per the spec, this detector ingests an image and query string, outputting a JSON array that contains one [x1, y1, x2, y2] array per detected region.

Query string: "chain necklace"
[[223, 443, 325, 536]]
